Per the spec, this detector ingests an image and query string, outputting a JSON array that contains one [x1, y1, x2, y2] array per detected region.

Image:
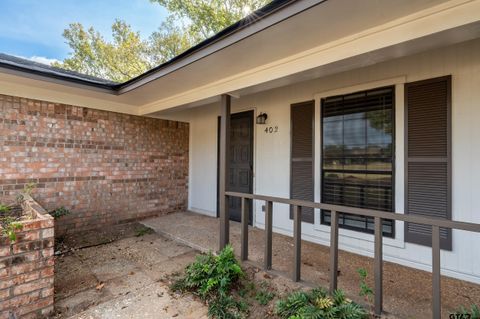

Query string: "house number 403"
[[264, 126, 278, 133]]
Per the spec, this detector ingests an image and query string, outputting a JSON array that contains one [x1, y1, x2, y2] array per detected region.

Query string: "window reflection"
[[321, 86, 394, 236]]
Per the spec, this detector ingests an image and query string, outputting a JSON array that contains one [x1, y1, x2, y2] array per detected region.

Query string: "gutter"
[[0, 0, 326, 95]]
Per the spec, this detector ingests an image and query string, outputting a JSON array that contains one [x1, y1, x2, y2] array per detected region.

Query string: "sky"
[[0, 0, 168, 65]]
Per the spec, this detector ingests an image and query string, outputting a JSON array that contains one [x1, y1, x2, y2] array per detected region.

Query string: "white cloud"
[[27, 56, 61, 66], [12, 54, 60, 66]]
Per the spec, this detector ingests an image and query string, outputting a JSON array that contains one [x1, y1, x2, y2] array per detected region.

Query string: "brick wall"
[[0, 196, 54, 319], [0, 94, 189, 235]]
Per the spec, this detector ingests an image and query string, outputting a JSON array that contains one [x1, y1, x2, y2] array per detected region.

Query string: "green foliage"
[[147, 16, 194, 66], [135, 226, 153, 237], [357, 268, 374, 312], [53, 21, 152, 82], [49, 207, 71, 219], [171, 245, 245, 318], [1, 216, 23, 242], [255, 289, 275, 305], [275, 287, 367, 319], [178, 244, 242, 299], [55, 0, 272, 81], [0, 204, 9, 214], [207, 295, 246, 319], [151, 0, 271, 39], [0, 204, 23, 242], [454, 304, 480, 319]]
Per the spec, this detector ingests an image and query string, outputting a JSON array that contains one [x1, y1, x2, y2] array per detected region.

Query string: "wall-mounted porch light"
[[256, 112, 268, 125]]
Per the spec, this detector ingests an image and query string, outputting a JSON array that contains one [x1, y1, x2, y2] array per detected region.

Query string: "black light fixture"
[[256, 112, 268, 124]]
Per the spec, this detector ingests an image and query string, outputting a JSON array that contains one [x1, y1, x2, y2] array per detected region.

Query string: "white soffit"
[[139, 0, 480, 115]]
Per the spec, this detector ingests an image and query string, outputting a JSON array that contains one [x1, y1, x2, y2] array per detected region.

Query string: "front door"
[[217, 111, 254, 224]]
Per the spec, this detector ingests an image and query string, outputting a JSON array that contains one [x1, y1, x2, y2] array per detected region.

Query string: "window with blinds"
[[321, 86, 395, 236], [405, 76, 452, 250]]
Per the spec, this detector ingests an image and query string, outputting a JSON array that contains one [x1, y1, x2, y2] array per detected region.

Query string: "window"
[[321, 87, 395, 236]]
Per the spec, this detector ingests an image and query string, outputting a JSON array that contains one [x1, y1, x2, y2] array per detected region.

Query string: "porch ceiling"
[[146, 0, 480, 116]]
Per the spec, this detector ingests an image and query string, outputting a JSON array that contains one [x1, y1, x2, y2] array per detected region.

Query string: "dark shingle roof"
[[0, 53, 118, 87], [0, 0, 305, 92]]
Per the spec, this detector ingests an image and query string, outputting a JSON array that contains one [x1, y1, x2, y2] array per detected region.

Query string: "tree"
[[53, 20, 151, 83], [147, 16, 194, 66], [150, 0, 271, 39], [54, 0, 271, 82]]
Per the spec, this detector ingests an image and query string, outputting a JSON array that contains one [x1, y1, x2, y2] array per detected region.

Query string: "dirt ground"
[[53, 223, 310, 319], [141, 212, 480, 319], [53, 214, 480, 319]]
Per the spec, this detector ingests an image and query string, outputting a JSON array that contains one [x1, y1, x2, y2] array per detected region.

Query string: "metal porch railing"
[[224, 191, 480, 319]]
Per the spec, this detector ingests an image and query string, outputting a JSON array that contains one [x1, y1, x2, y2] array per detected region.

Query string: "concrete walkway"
[[54, 229, 208, 319], [141, 211, 480, 319]]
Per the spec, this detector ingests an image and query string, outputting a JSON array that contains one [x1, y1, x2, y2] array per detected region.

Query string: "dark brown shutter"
[[290, 101, 315, 223], [405, 76, 452, 250]]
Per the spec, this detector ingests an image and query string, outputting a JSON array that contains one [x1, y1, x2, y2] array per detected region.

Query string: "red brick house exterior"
[[0, 94, 189, 235], [0, 196, 55, 318]]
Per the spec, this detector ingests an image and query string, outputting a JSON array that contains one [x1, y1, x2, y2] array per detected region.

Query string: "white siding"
[[177, 39, 480, 283]]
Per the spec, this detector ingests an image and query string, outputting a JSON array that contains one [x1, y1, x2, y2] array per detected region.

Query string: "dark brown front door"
[[217, 111, 254, 224]]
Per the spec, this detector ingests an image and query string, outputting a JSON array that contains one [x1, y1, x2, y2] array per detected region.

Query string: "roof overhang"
[[0, 0, 479, 116]]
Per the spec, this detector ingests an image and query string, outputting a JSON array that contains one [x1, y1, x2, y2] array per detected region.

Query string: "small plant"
[[1, 216, 23, 242], [0, 204, 10, 215], [49, 207, 71, 219], [453, 304, 480, 319], [255, 289, 275, 306], [357, 267, 374, 313], [0, 204, 23, 242], [254, 281, 275, 305], [171, 244, 245, 318], [207, 295, 246, 319], [275, 287, 367, 319], [135, 226, 153, 237], [15, 182, 36, 204]]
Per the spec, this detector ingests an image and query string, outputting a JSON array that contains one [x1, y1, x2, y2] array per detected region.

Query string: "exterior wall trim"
[[313, 76, 407, 100]]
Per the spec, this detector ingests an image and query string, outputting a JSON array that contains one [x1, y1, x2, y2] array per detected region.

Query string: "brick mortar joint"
[[1, 275, 54, 298]]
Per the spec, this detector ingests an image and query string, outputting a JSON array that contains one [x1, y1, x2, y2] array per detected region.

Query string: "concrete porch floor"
[[141, 211, 480, 319]]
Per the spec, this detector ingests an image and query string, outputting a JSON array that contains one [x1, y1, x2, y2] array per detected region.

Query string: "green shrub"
[[177, 244, 242, 299], [255, 289, 275, 305], [275, 287, 367, 319], [454, 304, 480, 319], [0, 217, 23, 242], [49, 207, 71, 219], [207, 295, 246, 319], [171, 244, 245, 318], [0, 204, 9, 214], [0, 204, 23, 242]]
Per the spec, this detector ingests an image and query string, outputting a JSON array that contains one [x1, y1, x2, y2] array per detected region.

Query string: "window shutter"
[[290, 101, 315, 223], [405, 76, 452, 250]]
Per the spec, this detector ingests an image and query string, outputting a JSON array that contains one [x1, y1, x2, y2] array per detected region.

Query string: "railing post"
[[264, 200, 273, 270], [293, 205, 302, 282], [241, 197, 249, 261], [432, 225, 441, 319], [219, 94, 231, 250], [374, 217, 383, 316], [329, 210, 339, 294]]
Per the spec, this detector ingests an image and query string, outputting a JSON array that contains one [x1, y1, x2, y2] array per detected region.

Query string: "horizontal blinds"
[[321, 86, 395, 236]]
